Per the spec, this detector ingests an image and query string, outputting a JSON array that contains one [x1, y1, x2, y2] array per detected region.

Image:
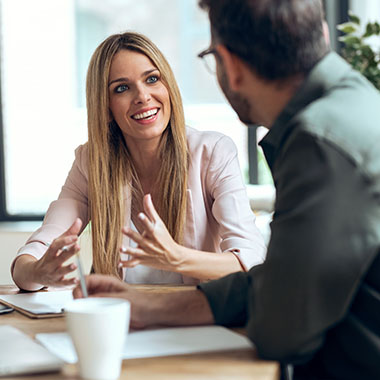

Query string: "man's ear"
[[322, 20, 330, 47], [215, 44, 244, 91]]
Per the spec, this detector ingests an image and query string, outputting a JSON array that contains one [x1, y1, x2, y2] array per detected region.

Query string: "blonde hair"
[[86, 32, 188, 277]]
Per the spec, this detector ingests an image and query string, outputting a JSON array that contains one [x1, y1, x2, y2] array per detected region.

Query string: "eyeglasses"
[[198, 47, 217, 74]]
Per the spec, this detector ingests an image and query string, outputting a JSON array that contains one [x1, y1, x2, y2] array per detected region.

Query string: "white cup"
[[65, 297, 130, 380]]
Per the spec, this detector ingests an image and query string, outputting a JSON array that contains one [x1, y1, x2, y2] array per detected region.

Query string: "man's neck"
[[247, 74, 304, 128]]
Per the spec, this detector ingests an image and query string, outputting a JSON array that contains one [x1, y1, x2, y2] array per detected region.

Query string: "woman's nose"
[[134, 84, 151, 104]]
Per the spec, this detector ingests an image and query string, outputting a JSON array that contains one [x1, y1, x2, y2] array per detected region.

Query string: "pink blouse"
[[14, 127, 266, 284]]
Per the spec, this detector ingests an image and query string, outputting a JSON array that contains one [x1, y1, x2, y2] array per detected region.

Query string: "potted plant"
[[337, 11, 380, 90]]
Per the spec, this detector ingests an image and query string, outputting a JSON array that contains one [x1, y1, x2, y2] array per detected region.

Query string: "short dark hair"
[[199, 0, 329, 80]]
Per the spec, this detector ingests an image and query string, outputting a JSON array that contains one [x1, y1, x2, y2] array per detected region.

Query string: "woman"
[[11, 32, 266, 291]]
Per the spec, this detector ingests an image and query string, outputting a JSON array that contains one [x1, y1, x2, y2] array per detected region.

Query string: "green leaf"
[[364, 22, 376, 37], [337, 22, 358, 34], [348, 11, 361, 25], [360, 45, 375, 60], [374, 22, 380, 35], [338, 35, 361, 46]]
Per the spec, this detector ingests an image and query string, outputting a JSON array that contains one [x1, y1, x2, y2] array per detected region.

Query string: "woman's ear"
[[215, 44, 244, 91]]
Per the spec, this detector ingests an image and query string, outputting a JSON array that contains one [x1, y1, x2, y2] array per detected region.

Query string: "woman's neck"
[[125, 137, 161, 193]]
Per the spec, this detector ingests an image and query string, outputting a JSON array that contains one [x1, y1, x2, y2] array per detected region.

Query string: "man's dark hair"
[[199, 0, 329, 80]]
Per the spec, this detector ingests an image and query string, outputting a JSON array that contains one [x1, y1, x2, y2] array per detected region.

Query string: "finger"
[[122, 228, 146, 246], [57, 261, 77, 276], [84, 274, 128, 295], [119, 259, 140, 268], [137, 213, 155, 235], [73, 283, 84, 299], [143, 194, 161, 224], [122, 229, 158, 253], [48, 235, 78, 258], [59, 218, 83, 239], [56, 243, 80, 264], [60, 277, 79, 287], [120, 246, 146, 258]]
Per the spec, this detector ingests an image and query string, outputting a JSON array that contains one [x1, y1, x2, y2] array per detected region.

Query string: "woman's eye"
[[147, 75, 158, 84], [115, 84, 129, 93]]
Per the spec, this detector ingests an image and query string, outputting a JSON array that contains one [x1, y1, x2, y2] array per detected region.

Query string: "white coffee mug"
[[65, 297, 130, 380]]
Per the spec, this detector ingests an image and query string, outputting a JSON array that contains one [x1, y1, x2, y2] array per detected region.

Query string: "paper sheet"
[[0, 290, 73, 315], [0, 325, 64, 376], [36, 326, 253, 363]]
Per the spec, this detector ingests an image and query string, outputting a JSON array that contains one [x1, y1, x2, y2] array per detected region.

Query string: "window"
[[7, 0, 374, 220], [0, 0, 258, 221]]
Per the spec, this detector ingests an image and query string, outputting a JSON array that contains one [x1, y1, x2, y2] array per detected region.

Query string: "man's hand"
[[73, 274, 215, 329]]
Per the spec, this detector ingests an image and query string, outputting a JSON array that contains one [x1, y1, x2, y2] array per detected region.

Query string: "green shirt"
[[200, 52, 380, 380]]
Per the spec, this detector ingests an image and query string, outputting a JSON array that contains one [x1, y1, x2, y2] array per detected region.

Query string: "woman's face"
[[108, 49, 171, 144]]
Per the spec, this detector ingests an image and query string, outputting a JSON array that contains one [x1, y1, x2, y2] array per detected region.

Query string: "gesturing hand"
[[32, 218, 83, 287], [120, 194, 184, 271]]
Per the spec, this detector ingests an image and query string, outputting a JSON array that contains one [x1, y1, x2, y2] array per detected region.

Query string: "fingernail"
[[118, 262, 123, 268], [121, 246, 127, 253], [138, 213, 145, 220]]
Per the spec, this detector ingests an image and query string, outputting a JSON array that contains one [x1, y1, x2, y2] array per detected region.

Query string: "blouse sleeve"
[[205, 135, 266, 270], [12, 144, 90, 270]]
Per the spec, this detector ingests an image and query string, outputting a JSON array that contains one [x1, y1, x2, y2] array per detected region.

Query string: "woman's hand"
[[120, 194, 185, 271], [31, 218, 83, 287]]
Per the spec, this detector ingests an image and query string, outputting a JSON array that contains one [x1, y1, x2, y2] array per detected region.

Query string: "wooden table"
[[0, 285, 279, 380]]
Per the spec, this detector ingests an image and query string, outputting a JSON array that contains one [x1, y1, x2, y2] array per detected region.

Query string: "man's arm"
[[73, 274, 215, 328]]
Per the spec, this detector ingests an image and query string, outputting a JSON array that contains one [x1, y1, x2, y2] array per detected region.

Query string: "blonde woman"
[[11, 32, 266, 291]]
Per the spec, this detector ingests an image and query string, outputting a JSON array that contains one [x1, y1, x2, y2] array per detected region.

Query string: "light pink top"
[[14, 127, 266, 284]]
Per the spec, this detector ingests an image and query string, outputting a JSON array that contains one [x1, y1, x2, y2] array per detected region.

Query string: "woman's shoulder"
[[72, 142, 89, 175], [186, 126, 236, 154], [74, 142, 89, 155]]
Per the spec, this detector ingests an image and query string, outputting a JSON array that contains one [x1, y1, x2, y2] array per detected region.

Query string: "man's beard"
[[218, 69, 252, 125]]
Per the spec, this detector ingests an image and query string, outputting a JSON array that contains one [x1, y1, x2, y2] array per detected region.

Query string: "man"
[[74, 0, 380, 378]]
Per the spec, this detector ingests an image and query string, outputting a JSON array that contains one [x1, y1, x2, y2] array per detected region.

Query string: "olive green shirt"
[[200, 52, 380, 380]]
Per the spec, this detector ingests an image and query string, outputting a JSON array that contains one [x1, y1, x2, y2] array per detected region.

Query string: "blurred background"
[[0, 0, 379, 282]]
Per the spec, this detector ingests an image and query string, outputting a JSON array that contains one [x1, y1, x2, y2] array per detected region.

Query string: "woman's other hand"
[[120, 194, 184, 271]]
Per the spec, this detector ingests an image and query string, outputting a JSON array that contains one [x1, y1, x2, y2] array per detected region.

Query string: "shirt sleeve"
[[201, 132, 378, 363], [205, 135, 266, 270], [12, 144, 90, 270]]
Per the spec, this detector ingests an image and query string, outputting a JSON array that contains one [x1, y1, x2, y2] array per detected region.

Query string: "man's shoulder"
[[293, 76, 380, 179]]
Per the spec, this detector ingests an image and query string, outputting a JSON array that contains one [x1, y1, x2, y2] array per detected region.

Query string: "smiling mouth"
[[131, 108, 159, 120]]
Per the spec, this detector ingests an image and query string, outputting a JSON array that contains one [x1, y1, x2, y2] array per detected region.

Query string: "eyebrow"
[[108, 69, 158, 87]]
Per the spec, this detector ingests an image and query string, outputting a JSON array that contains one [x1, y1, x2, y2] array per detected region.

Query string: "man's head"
[[199, 0, 329, 126], [199, 0, 328, 80]]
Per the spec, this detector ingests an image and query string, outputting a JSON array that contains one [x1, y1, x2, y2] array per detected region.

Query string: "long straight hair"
[[86, 32, 188, 277]]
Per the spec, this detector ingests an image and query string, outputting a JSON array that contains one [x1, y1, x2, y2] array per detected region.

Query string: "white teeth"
[[132, 108, 158, 120]]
